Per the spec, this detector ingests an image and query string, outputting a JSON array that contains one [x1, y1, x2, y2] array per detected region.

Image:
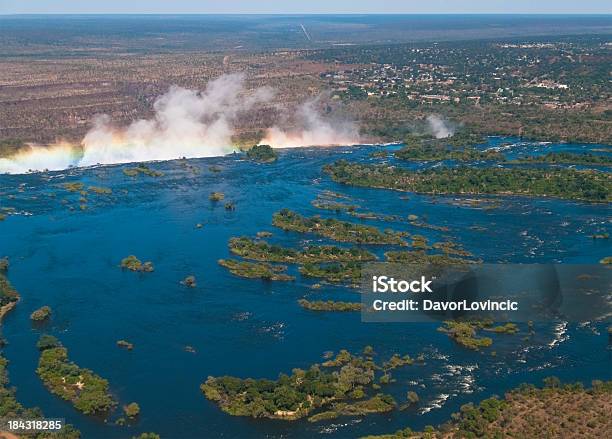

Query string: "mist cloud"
[[260, 99, 360, 148], [426, 114, 456, 139], [0, 74, 362, 174]]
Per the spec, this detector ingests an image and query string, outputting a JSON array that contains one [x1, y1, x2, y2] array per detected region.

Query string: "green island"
[[513, 152, 612, 166], [124, 402, 141, 418], [218, 258, 294, 281], [0, 259, 19, 321], [122, 164, 164, 177], [385, 250, 476, 265], [61, 182, 85, 193], [431, 241, 473, 258], [395, 137, 503, 162], [30, 305, 52, 322], [0, 273, 81, 438], [311, 198, 359, 213], [312, 192, 414, 224], [88, 186, 112, 195], [272, 209, 408, 245], [201, 348, 417, 421], [299, 262, 362, 285], [246, 144, 278, 163], [36, 335, 116, 415], [361, 379, 612, 439], [229, 237, 376, 264], [298, 299, 362, 312], [120, 255, 154, 272], [307, 394, 397, 422], [324, 160, 611, 202], [438, 321, 518, 350]]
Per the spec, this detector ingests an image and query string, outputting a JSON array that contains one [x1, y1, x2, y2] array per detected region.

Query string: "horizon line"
[[1, 12, 612, 16]]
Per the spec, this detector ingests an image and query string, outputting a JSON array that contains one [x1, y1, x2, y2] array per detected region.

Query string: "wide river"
[[0, 137, 610, 438]]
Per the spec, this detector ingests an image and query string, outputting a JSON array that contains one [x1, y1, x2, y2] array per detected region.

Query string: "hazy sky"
[[1, 0, 611, 15]]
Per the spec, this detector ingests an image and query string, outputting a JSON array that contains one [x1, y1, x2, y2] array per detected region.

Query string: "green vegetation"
[[272, 209, 407, 245], [311, 198, 359, 213], [432, 241, 473, 257], [514, 152, 612, 166], [0, 264, 19, 320], [299, 262, 362, 284], [117, 340, 134, 350], [229, 237, 376, 264], [438, 320, 518, 350], [439, 321, 493, 350], [62, 182, 85, 192], [132, 434, 160, 439], [37, 334, 61, 351], [298, 299, 362, 312], [218, 259, 294, 281], [309, 394, 396, 422], [201, 348, 404, 421], [0, 356, 81, 438], [120, 255, 154, 273], [486, 323, 519, 334], [88, 186, 112, 195], [0, 270, 80, 438], [600, 256, 612, 265], [382, 354, 414, 370], [36, 335, 116, 415], [324, 160, 611, 202], [246, 144, 278, 163], [395, 137, 503, 162], [124, 402, 141, 418], [30, 305, 52, 322], [123, 164, 164, 177], [385, 250, 474, 265]]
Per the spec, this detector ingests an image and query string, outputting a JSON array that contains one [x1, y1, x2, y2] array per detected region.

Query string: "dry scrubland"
[[0, 52, 337, 147], [365, 381, 612, 439], [1, 29, 610, 153]]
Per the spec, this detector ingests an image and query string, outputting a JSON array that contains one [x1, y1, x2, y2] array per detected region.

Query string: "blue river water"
[[0, 137, 610, 438]]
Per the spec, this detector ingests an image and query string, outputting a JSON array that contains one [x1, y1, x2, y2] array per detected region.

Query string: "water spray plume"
[[426, 114, 455, 139], [260, 99, 360, 148], [0, 74, 361, 174]]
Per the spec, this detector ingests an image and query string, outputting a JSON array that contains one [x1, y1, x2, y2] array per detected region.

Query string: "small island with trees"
[[324, 160, 610, 202], [272, 209, 408, 245], [30, 305, 52, 322], [218, 258, 294, 281], [246, 144, 278, 163], [201, 347, 424, 422], [120, 255, 154, 272], [36, 335, 116, 415]]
